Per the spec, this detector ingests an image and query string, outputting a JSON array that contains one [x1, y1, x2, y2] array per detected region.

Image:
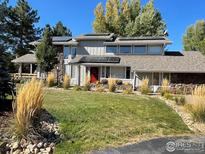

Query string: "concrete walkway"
[[92, 136, 205, 154]]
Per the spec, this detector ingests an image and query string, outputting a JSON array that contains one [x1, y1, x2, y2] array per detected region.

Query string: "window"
[[133, 46, 147, 54], [101, 66, 106, 78], [106, 46, 118, 53], [71, 47, 77, 58], [126, 67, 131, 79], [64, 46, 70, 58], [119, 46, 132, 54], [148, 46, 162, 55], [106, 66, 110, 78]]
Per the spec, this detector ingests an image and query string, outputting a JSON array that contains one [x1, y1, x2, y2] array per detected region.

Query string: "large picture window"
[[119, 46, 132, 54], [106, 46, 118, 53], [133, 46, 147, 54], [71, 47, 77, 58]]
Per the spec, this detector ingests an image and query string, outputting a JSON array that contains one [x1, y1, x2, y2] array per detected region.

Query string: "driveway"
[[92, 136, 205, 154]]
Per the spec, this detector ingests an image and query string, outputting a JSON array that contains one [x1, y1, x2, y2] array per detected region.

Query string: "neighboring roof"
[[29, 36, 78, 46], [71, 51, 205, 73], [104, 36, 172, 45], [75, 33, 116, 41], [11, 54, 37, 63]]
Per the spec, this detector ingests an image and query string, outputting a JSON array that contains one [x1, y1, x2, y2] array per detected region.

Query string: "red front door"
[[90, 67, 99, 83]]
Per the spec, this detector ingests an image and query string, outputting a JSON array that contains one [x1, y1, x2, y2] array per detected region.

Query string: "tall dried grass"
[[140, 77, 150, 94], [63, 74, 70, 89], [47, 72, 55, 87], [161, 78, 170, 96], [16, 78, 44, 137], [186, 85, 205, 122], [108, 78, 116, 92]]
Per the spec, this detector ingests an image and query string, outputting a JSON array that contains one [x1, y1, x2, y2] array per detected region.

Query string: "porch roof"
[[71, 51, 205, 73], [11, 54, 37, 64]]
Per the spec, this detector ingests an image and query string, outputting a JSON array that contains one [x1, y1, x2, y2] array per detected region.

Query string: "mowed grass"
[[44, 90, 191, 153]]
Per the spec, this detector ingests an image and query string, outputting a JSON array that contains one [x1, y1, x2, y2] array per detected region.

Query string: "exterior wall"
[[77, 41, 106, 55]]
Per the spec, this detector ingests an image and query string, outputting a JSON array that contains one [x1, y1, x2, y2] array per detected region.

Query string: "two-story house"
[[12, 33, 205, 88]]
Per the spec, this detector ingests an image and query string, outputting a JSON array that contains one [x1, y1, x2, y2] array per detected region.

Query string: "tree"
[[93, 0, 167, 37], [0, 0, 11, 100], [93, 3, 107, 33], [8, 0, 40, 57], [36, 25, 57, 73], [183, 20, 205, 54], [52, 21, 72, 36]]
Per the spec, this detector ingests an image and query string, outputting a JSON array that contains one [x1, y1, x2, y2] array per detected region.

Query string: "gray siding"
[[77, 41, 106, 55]]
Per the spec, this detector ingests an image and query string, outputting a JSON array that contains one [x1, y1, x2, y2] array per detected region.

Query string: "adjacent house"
[[12, 33, 205, 88]]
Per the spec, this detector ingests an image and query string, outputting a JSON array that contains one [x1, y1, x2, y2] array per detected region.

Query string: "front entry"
[[90, 67, 99, 83]]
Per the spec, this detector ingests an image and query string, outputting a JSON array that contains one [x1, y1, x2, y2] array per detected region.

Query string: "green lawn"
[[44, 90, 191, 153]]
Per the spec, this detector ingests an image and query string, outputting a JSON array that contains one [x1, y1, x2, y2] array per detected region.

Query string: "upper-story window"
[[133, 45, 147, 54], [71, 47, 77, 58], [106, 46, 118, 54], [119, 45, 132, 54], [148, 45, 162, 55], [64, 46, 70, 59], [64, 46, 77, 59]]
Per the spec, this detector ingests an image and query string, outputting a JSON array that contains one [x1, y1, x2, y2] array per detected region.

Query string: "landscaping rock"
[[12, 141, 20, 150], [37, 142, 43, 148]]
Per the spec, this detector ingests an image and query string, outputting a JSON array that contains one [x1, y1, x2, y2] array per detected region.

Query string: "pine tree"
[[0, 0, 11, 100], [8, 0, 40, 57], [53, 21, 72, 36], [36, 25, 57, 73], [93, 3, 107, 33], [183, 20, 205, 54]]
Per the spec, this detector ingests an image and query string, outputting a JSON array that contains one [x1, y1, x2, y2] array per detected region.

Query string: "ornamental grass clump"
[[108, 78, 116, 92], [63, 74, 70, 90], [15, 78, 44, 137], [161, 78, 170, 96], [140, 77, 150, 94], [186, 85, 205, 122], [47, 72, 55, 87]]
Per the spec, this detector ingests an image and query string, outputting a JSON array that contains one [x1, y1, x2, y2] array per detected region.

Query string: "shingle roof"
[[71, 51, 205, 73], [11, 54, 37, 63]]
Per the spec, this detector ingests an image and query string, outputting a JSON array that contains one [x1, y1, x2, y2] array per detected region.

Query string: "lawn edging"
[[158, 96, 205, 134]]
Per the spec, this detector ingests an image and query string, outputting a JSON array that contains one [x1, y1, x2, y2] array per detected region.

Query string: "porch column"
[[30, 63, 33, 74], [18, 63, 22, 77]]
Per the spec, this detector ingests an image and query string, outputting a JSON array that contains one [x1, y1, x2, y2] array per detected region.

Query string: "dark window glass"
[[148, 46, 162, 54], [71, 47, 77, 58], [126, 67, 131, 79], [119, 46, 132, 54], [64, 46, 70, 58], [133, 46, 146, 54], [106, 46, 118, 53], [106, 67, 110, 78]]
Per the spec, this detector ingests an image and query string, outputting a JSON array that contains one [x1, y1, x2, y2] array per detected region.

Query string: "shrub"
[[96, 85, 105, 92], [186, 85, 205, 122], [47, 72, 55, 87], [161, 79, 170, 96], [174, 96, 186, 105], [123, 85, 133, 95], [101, 79, 108, 85], [108, 78, 116, 92], [116, 80, 123, 85], [73, 85, 81, 91], [63, 74, 70, 90], [15, 78, 44, 137], [82, 83, 91, 91], [164, 93, 173, 100], [140, 78, 150, 94]]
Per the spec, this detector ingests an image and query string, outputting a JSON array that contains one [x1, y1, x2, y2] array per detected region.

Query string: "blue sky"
[[8, 0, 205, 51]]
